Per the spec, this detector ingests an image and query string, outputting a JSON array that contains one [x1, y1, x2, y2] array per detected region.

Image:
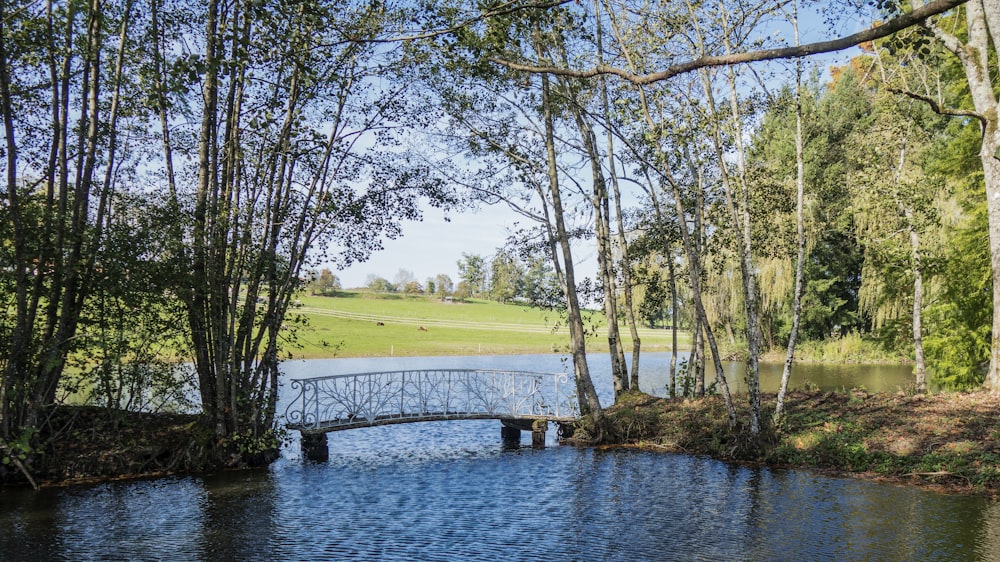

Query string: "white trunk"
[[775, 7, 806, 422], [956, 1, 1000, 390]]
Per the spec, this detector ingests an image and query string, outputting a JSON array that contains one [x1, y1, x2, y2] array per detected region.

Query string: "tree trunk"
[[594, 1, 642, 389], [909, 213, 927, 393], [541, 72, 603, 423], [668, 244, 678, 399], [922, 0, 1000, 390], [697, 54, 762, 434], [627, 87, 735, 423], [776, 3, 807, 423], [192, 0, 223, 437], [557, 72, 628, 398]]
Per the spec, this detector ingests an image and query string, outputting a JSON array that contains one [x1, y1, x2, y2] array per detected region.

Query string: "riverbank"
[[595, 389, 1000, 498], [2, 406, 223, 488], [8, 388, 1000, 498]]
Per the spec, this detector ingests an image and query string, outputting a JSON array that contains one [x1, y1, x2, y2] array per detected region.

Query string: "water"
[[0, 354, 995, 560], [275, 352, 920, 398]]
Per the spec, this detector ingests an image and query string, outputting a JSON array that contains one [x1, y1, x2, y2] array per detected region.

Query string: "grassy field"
[[287, 291, 684, 358]]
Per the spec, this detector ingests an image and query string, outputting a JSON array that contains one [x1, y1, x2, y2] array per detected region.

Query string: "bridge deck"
[[287, 411, 576, 434], [284, 369, 578, 434]]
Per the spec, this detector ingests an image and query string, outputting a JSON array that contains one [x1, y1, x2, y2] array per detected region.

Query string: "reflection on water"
[[0, 354, 991, 560], [2, 440, 997, 560]]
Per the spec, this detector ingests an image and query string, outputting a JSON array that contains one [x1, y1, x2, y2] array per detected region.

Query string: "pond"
[[1, 353, 994, 560]]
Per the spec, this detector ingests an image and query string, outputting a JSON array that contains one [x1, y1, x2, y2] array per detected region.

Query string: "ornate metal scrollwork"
[[284, 369, 578, 432]]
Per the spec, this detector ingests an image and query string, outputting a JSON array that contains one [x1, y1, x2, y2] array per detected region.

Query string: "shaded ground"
[[595, 389, 1000, 498], [2, 406, 221, 488]]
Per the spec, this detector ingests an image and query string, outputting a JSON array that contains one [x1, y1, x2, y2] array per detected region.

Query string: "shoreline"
[[591, 389, 1000, 499], [6, 355, 992, 498]]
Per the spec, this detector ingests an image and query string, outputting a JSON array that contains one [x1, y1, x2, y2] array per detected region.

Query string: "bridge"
[[284, 369, 578, 460]]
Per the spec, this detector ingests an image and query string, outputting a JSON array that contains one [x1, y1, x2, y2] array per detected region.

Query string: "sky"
[[324, 3, 861, 291], [327, 203, 601, 290]]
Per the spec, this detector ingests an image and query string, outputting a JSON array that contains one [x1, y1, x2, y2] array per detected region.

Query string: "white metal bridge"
[[284, 369, 578, 433]]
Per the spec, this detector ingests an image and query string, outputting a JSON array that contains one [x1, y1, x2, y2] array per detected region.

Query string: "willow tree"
[[849, 89, 942, 394]]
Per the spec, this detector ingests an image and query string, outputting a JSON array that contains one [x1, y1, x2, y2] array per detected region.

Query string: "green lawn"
[[286, 291, 685, 358]]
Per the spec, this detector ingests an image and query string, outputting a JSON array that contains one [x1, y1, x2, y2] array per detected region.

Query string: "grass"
[[596, 388, 1000, 497], [285, 291, 685, 358]]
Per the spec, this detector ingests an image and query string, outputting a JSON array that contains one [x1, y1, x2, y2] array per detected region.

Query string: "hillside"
[[289, 291, 682, 358]]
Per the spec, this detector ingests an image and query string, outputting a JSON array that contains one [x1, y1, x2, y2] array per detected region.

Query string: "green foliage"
[[365, 275, 396, 293], [225, 426, 287, 457], [746, 71, 869, 346], [310, 269, 342, 296], [0, 428, 35, 467], [924, 204, 992, 389], [920, 111, 991, 389], [457, 253, 488, 297], [489, 251, 522, 303]]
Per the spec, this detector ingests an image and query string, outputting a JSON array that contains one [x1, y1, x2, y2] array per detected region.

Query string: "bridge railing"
[[284, 369, 577, 432]]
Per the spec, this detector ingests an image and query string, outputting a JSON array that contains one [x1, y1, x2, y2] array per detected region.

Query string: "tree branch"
[[886, 86, 988, 128], [490, 0, 968, 84], [352, 0, 576, 44]]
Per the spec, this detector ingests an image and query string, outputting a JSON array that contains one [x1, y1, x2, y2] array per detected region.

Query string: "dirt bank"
[[8, 389, 1000, 497], [594, 389, 1000, 498], [1, 406, 256, 488]]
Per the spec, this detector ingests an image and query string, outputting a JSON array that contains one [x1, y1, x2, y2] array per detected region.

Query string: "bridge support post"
[[301, 432, 329, 462], [531, 419, 548, 449], [500, 425, 522, 448]]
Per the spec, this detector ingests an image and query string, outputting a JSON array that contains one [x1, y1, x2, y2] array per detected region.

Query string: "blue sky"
[[327, 2, 861, 290], [329, 203, 601, 289]]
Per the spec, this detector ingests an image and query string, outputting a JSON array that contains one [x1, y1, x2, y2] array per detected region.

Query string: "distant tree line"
[[343, 250, 560, 306]]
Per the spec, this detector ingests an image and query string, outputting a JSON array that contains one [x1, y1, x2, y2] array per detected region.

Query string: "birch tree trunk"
[[920, 0, 1000, 390], [775, 1, 807, 423], [907, 207, 927, 393], [697, 62, 762, 434], [668, 247, 679, 398]]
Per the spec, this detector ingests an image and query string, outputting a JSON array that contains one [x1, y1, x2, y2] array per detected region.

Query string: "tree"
[[899, 0, 1000, 390], [409, 7, 605, 425], [922, 107, 991, 389], [1, 0, 145, 477], [366, 275, 396, 293], [435, 274, 454, 297], [773, 0, 809, 423], [521, 257, 560, 307], [162, 0, 452, 461], [311, 269, 341, 296], [490, 251, 522, 303], [849, 91, 941, 394], [453, 281, 473, 301], [394, 269, 417, 289], [457, 253, 487, 298]]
